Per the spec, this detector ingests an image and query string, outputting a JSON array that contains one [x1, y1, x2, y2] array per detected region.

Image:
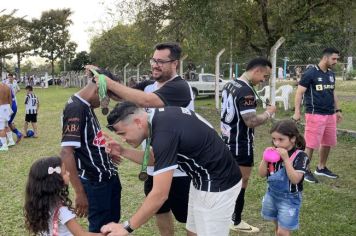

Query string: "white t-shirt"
[[42, 206, 76, 236], [143, 81, 195, 177]]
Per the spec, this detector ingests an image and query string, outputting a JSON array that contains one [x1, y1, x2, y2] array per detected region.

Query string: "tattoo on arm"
[[242, 112, 268, 128]]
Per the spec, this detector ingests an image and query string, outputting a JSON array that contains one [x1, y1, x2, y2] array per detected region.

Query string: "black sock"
[[232, 188, 245, 225]]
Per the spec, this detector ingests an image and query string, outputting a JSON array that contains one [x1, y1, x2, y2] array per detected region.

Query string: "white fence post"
[[136, 62, 142, 82], [215, 48, 225, 111], [180, 55, 188, 77], [113, 64, 119, 75], [123, 63, 129, 86], [270, 37, 285, 106]]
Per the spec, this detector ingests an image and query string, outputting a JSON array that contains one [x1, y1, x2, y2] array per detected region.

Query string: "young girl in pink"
[[24, 156, 103, 236], [258, 120, 309, 236]]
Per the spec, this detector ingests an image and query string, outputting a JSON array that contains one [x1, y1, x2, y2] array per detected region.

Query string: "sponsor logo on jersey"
[[93, 130, 106, 147], [244, 95, 256, 106], [181, 107, 191, 115], [316, 84, 323, 91]]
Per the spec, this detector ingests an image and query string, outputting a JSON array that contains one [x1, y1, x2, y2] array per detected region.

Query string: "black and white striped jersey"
[[25, 93, 39, 114], [220, 79, 257, 158], [267, 148, 310, 192], [61, 94, 117, 182], [149, 107, 241, 192]]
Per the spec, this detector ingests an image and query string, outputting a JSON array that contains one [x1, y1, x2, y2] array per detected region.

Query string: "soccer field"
[[0, 86, 355, 235]]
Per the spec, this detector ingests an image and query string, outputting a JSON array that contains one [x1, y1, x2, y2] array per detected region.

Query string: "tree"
[[0, 10, 32, 75], [91, 0, 356, 71], [70, 51, 92, 71], [62, 41, 78, 71], [30, 9, 75, 78], [8, 17, 32, 78]]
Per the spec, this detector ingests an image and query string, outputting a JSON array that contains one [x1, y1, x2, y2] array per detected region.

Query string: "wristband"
[[335, 109, 342, 113], [123, 220, 134, 233]]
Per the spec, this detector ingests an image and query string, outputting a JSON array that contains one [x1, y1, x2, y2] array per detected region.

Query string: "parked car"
[[187, 73, 228, 98]]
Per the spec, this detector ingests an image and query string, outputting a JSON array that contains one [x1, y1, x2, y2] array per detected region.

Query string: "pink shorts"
[[304, 114, 337, 149]]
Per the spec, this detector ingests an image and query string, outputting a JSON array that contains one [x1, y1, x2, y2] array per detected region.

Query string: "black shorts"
[[232, 153, 254, 167], [144, 175, 190, 223], [25, 114, 37, 123]]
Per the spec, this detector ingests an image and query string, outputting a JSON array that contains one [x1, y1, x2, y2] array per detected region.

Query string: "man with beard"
[[98, 42, 193, 236], [293, 48, 342, 183]]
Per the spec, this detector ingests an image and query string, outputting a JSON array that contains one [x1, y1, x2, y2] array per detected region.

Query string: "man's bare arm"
[[293, 85, 307, 120], [130, 170, 174, 229], [106, 79, 165, 108], [241, 112, 269, 128], [120, 147, 155, 166], [60, 146, 88, 217]]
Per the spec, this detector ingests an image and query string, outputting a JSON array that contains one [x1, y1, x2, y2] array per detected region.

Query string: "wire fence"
[[58, 37, 356, 88]]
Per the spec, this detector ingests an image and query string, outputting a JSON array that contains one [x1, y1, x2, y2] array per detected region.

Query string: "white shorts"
[[186, 180, 242, 236], [0, 118, 8, 129], [0, 104, 12, 130]]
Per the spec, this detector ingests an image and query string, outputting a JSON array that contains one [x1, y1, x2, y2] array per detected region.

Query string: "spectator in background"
[[293, 47, 342, 183], [278, 67, 284, 81]]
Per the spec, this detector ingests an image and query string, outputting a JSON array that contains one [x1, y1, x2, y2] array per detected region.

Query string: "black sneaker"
[[314, 167, 338, 179], [304, 170, 319, 183]]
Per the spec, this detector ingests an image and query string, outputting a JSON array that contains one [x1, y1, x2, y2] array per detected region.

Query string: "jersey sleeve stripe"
[[240, 109, 256, 114], [153, 165, 178, 176], [61, 141, 81, 148]]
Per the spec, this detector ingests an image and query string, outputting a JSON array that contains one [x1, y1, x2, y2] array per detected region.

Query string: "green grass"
[[0, 85, 355, 235]]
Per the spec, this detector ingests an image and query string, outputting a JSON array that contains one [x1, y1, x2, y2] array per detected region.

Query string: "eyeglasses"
[[106, 112, 134, 132], [149, 58, 176, 66]]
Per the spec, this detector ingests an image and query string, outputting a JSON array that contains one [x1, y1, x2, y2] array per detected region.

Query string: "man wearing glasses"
[[99, 42, 193, 236], [220, 58, 276, 233]]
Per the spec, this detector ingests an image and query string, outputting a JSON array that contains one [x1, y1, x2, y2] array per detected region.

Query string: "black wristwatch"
[[335, 109, 342, 113], [123, 220, 134, 233]]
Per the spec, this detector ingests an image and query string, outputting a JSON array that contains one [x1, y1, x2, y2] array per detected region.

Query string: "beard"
[[152, 71, 172, 82]]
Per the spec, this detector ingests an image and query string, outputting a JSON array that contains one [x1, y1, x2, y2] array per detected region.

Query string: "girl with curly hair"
[[24, 156, 103, 236]]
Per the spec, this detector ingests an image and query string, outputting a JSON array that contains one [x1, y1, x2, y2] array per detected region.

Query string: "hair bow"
[[48, 166, 61, 175]]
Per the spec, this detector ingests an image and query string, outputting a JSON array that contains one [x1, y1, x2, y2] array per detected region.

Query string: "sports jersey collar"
[[238, 77, 253, 90], [316, 65, 330, 73], [148, 108, 155, 124], [157, 74, 179, 88], [74, 93, 91, 107]]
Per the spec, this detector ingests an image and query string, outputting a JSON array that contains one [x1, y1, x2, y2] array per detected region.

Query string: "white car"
[[187, 73, 228, 98]]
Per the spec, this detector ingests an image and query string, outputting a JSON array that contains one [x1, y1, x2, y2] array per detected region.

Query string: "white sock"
[[6, 132, 14, 143], [0, 137, 7, 147]]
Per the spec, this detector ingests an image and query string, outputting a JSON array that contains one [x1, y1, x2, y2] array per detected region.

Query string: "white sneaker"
[[230, 220, 260, 233], [8, 141, 15, 146], [0, 145, 8, 151]]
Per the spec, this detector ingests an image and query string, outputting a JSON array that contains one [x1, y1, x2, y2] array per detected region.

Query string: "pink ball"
[[263, 148, 280, 163]]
